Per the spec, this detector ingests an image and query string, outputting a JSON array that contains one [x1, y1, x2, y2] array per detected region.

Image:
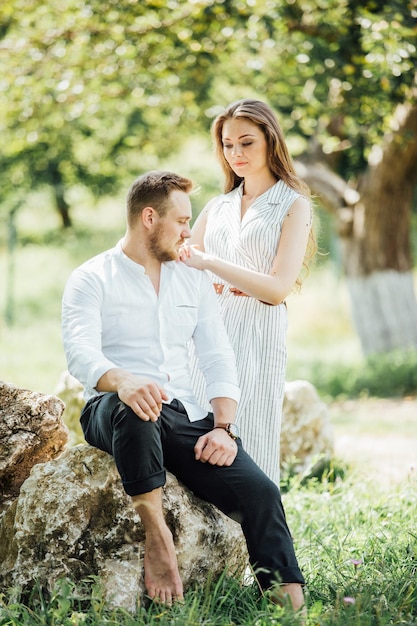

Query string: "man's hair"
[[126, 170, 193, 226]]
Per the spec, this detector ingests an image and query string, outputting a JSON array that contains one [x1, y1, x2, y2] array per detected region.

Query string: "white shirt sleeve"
[[62, 267, 117, 396]]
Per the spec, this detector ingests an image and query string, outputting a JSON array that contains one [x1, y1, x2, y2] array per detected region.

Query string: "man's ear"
[[142, 207, 156, 228]]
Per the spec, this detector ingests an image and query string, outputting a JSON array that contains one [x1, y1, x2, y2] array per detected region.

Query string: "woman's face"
[[221, 118, 270, 178]]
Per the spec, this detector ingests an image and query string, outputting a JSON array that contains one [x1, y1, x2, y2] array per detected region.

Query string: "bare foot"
[[269, 583, 306, 623], [132, 488, 184, 606], [144, 524, 184, 606]]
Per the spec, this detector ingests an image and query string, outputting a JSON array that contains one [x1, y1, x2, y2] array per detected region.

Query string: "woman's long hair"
[[212, 99, 316, 287]]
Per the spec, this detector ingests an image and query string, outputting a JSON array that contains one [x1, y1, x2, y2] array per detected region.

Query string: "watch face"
[[228, 423, 240, 438]]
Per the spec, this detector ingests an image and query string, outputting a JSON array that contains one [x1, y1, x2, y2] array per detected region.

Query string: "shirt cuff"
[[206, 382, 241, 405], [87, 359, 118, 392]]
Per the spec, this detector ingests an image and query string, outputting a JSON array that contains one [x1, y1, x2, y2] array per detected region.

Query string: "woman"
[[183, 99, 315, 485]]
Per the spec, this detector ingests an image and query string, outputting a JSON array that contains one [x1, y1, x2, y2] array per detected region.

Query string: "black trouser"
[[80, 393, 305, 589]]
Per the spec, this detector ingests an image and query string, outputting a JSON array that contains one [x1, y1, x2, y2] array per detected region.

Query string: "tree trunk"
[[53, 183, 72, 229], [345, 270, 417, 354], [49, 162, 72, 228], [5, 205, 18, 326], [344, 104, 417, 354], [297, 103, 417, 355], [342, 174, 417, 354]]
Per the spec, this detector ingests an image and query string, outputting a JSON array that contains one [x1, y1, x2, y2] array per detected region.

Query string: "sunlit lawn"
[[0, 473, 416, 625]]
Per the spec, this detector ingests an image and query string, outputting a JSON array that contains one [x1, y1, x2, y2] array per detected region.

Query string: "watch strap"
[[213, 423, 239, 440]]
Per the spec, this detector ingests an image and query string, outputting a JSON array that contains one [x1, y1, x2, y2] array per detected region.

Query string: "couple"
[[61, 170, 306, 615]]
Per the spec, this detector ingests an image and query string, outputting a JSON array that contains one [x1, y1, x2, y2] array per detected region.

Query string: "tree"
[[212, 0, 417, 355], [1, 0, 416, 354], [0, 0, 251, 227], [298, 102, 417, 355], [285, 0, 417, 355]]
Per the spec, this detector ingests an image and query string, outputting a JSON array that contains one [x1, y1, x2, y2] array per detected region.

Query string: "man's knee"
[[253, 471, 281, 500], [238, 451, 281, 497]]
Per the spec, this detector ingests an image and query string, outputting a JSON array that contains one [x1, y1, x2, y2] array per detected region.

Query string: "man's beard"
[[148, 224, 180, 262]]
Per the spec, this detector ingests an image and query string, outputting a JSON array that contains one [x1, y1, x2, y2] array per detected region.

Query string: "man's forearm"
[[96, 367, 131, 393], [96, 369, 169, 422], [210, 397, 237, 426]]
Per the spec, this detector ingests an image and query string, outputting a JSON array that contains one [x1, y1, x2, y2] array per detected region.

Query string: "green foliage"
[[1, 478, 416, 624], [296, 349, 417, 399], [290, 477, 417, 625], [0, 0, 253, 225], [281, 457, 350, 495], [1, 0, 416, 226], [223, 0, 417, 179]]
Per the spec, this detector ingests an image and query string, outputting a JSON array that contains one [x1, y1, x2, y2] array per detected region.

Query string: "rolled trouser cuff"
[[123, 468, 166, 497], [254, 565, 305, 590]]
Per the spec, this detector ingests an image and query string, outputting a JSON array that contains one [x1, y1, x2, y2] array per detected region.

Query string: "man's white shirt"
[[62, 240, 240, 421]]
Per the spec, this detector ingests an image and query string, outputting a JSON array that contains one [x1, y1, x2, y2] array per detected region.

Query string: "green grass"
[[0, 196, 125, 395], [1, 475, 416, 625], [329, 397, 417, 438]]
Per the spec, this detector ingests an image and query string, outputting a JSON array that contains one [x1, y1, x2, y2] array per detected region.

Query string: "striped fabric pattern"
[[190, 180, 300, 485]]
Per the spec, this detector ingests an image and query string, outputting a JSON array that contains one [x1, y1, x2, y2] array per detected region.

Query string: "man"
[[62, 170, 305, 611]]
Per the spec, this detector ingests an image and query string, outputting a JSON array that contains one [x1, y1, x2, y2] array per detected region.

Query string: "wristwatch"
[[214, 422, 240, 440]]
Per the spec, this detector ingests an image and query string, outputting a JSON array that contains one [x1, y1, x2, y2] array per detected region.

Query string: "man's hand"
[[116, 373, 169, 421], [194, 428, 238, 466]]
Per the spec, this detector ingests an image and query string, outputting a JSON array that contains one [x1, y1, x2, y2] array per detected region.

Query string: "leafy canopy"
[[1, 0, 416, 221]]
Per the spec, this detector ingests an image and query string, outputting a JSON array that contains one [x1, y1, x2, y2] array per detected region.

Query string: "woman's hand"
[[178, 243, 191, 262], [229, 288, 250, 297], [179, 244, 208, 270]]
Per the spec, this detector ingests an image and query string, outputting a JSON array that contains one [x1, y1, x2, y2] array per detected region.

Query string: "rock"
[[0, 445, 247, 611], [281, 380, 333, 474], [0, 376, 332, 609], [0, 381, 69, 503], [55, 371, 85, 445]]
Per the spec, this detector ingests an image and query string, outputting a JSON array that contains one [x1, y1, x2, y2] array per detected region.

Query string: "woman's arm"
[[183, 196, 312, 305]]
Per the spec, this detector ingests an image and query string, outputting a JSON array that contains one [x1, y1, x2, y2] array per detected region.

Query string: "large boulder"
[[0, 445, 247, 611], [0, 376, 333, 611], [281, 379, 333, 473], [55, 371, 85, 445], [0, 381, 69, 504]]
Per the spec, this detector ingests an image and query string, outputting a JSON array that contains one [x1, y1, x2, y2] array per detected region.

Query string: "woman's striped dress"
[[190, 180, 301, 485]]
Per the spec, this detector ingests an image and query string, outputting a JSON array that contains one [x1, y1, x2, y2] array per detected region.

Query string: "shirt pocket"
[[172, 303, 198, 333], [174, 302, 197, 326]]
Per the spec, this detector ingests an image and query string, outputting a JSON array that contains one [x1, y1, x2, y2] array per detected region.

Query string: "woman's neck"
[[242, 173, 278, 201]]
